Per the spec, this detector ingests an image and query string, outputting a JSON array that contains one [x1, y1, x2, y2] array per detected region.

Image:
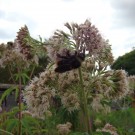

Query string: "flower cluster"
[[65, 20, 107, 55], [82, 67, 129, 112], [23, 73, 56, 119], [46, 19, 113, 65], [91, 95, 111, 113], [96, 123, 118, 135], [91, 70, 129, 100], [23, 64, 81, 117], [56, 122, 72, 135], [23, 20, 128, 118], [16, 25, 33, 60], [60, 91, 80, 112], [94, 118, 102, 127], [108, 70, 129, 99], [97, 39, 114, 65], [23, 60, 129, 116], [0, 42, 29, 68], [0, 26, 39, 68], [127, 75, 135, 92]]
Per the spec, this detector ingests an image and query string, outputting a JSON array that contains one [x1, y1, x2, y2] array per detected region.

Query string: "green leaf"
[[21, 73, 30, 84], [21, 116, 41, 134], [0, 128, 14, 135], [5, 119, 18, 132], [0, 86, 16, 105]]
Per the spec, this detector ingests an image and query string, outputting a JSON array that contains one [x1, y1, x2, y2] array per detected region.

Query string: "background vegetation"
[[111, 48, 135, 75]]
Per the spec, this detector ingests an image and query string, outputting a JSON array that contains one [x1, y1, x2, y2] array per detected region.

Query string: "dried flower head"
[[16, 25, 34, 60], [0, 26, 39, 68]]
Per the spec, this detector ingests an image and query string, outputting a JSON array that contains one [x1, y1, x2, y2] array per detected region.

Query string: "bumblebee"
[[55, 50, 85, 73]]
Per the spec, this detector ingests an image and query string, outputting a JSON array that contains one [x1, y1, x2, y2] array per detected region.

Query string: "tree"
[[111, 49, 135, 75]]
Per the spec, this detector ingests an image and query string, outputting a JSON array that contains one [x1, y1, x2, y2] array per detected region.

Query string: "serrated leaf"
[[5, 119, 18, 132], [0, 86, 16, 106], [0, 128, 14, 135]]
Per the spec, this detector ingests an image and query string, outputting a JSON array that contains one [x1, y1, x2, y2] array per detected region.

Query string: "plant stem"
[[29, 65, 36, 80], [17, 67, 22, 135], [0, 129, 14, 135], [78, 67, 91, 133], [7, 65, 16, 84]]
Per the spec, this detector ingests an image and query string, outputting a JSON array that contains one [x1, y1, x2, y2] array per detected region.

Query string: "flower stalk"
[[7, 65, 16, 84], [78, 67, 91, 133], [17, 66, 22, 135]]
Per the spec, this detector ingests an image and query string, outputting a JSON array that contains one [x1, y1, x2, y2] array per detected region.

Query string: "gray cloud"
[[0, 29, 15, 40], [0, 10, 37, 41], [0, 9, 6, 18], [110, 0, 135, 29]]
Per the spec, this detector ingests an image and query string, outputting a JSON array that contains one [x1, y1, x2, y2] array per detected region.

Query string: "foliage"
[[95, 108, 135, 135], [0, 106, 47, 135], [0, 19, 133, 135], [22, 20, 131, 135], [0, 57, 48, 84], [111, 49, 135, 75], [0, 25, 48, 135]]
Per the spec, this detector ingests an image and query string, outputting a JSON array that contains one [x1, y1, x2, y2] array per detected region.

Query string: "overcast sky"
[[0, 0, 135, 58]]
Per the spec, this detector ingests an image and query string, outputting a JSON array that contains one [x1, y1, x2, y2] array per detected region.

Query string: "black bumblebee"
[[55, 50, 85, 73]]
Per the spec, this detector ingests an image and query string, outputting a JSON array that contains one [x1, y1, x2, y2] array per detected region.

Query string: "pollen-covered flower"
[[46, 19, 112, 64], [127, 75, 135, 90], [23, 72, 56, 119], [91, 95, 110, 113], [23, 20, 129, 121], [91, 95, 104, 112], [82, 57, 95, 71], [110, 70, 129, 99], [96, 123, 118, 135], [57, 122, 72, 135], [60, 91, 80, 112], [91, 70, 129, 100], [58, 70, 79, 89], [94, 118, 102, 127], [73, 20, 103, 54], [0, 43, 30, 68], [126, 75, 135, 100], [98, 40, 114, 65]]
